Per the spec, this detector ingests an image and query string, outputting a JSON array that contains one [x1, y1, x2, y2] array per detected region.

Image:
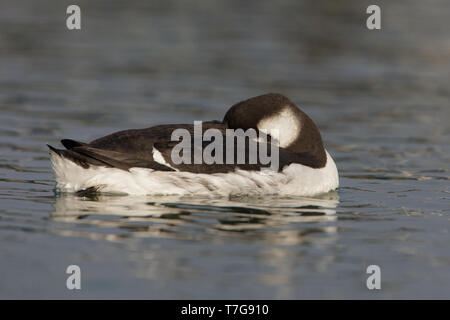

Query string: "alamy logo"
[[366, 265, 381, 290], [170, 121, 280, 171], [366, 5, 381, 30], [66, 5, 81, 30], [66, 265, 81, 290]]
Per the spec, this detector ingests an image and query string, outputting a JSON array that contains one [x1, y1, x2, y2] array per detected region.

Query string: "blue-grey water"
[[0, 0, 449, 299]]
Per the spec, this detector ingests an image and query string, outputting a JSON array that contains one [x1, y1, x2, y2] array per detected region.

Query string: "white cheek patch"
[[257, 106, 301, 148]]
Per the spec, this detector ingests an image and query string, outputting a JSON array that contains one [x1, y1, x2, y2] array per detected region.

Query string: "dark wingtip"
[[47, 144, 90, 168], [61, 139, 86, 149], [47, 144, 62, 155]]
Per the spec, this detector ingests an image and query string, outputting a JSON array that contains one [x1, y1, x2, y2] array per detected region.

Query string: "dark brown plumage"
[[47, 93, 327, 173]]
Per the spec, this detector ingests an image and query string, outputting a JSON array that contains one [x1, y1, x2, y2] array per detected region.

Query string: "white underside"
[[50, 150, 339, 197]]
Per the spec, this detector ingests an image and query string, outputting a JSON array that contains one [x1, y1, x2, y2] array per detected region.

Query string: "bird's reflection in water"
[[51, 192, 340, 296], [51, 191, 339, 246]]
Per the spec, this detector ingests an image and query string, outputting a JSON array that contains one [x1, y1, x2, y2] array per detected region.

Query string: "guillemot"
[[48, 93, 339, 196]]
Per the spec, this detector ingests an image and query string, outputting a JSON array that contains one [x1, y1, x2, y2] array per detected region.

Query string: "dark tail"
[[47, 143, 98, 169]]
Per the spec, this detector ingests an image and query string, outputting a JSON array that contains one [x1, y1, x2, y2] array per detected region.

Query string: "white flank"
[[50, 150, 339, 196], [152, 147, 177, 171], [257, 106, 301, 148]]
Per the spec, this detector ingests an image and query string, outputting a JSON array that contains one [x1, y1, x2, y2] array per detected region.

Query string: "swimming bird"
[[48, 93, 339, 196]]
